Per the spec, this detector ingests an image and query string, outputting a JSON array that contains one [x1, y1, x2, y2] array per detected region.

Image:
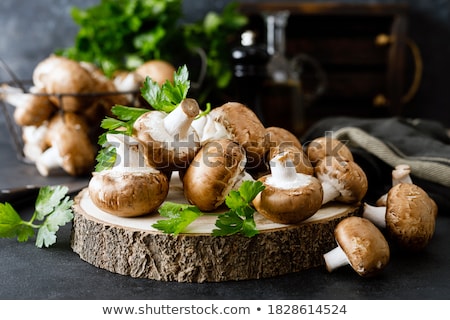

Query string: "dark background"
[[1, 0, 449, 128]]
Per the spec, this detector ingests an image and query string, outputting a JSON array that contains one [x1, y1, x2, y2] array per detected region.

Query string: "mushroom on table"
[[363, 183, 438, 251], [323, 216, 390, 277]]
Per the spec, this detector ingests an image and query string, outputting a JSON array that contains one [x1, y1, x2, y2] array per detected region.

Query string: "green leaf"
[[0, 203, 34, 241], [152, 202, 203, 235], [36, 196, 73, 248], [0, 185, 74, 247], [212, 210, 243, 236], [95, 145, 117, 172], [140, 65, 190, 112], [35, 186, 70, 220], [238, 180, 266, 203]]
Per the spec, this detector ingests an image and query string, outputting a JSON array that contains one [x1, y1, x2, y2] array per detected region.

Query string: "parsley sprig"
[[152, 180, 265, 237], [141, 65, 190, 112], [152, 202, 203, 236], [212, 180, 265, 237], [0, 186, 74, 248]]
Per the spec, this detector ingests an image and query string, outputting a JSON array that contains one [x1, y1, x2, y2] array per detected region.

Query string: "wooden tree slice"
[[71, 174, 361, 283]]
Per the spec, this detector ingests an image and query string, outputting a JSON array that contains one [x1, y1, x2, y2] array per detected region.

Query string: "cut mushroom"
[[252, 151, 323, 224], [133, 98, 201, 171], [89, 134, 169, 217], [306, 135, 353, 166], [183, 138, 247, 211], [315, 156, 368, 205], [323, 216, 390, 277], [363, 183, 438, 251]]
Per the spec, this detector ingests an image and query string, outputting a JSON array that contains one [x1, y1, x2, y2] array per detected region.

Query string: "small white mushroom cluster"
[[1, 55, 176, 177]]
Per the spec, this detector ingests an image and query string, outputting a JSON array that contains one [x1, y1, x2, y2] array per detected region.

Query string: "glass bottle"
[[231, 30, 270, 122], [261, 10, 305, 135]]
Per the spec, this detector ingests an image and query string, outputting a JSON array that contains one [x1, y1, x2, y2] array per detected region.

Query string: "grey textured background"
[[1, 0, 449, 127]]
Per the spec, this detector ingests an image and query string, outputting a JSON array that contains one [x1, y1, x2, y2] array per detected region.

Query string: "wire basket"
[[0, 58, 141, 163]]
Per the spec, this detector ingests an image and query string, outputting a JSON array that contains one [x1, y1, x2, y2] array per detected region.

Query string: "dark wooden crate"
[[238, 2, 410, 133]]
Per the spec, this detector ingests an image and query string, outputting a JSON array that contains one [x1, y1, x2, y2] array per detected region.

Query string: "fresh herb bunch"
[[152, 180, 265, 237], [56, 0, 248, 99], [0, 186, 74, 248], [57, 0, 184, 77]]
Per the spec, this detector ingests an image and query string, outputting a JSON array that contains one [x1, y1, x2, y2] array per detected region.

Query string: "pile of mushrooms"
[[0, 55, 176, 176]]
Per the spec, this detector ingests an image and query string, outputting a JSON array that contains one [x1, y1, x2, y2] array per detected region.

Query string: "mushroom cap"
[[133, 109, 200, 171], [315, 156, 368, 203], [307, 136, 354, 165], [183, 139, 246, 211], [334, 216, 390, 277], [43, 112, 96, 176], [88, 170, 169, 217], [11, 86, 56, 127], [265, 126, 302, 150], [209, 102, 268, 172], [135, 59, 176, 86], [32, 55, 97, 112], [385, 183, 437, 251], [253, 173, 323, 224], [269, 145, 314, 176]]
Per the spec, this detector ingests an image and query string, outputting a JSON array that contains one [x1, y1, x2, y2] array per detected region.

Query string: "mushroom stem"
[[268, 152, 300, 188], [35, 146, 64, 176], [323, 245, 350, 272], [107, 134, 146, 170], [362, 203, 387, 228], [320, 180, 341, 204], [163, 98, 199, 138], [392, 164, 412, 185]]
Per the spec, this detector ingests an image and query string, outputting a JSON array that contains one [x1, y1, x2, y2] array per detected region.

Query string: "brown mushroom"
[[208, 102, 269, 173], [252, 151, 323, 224], [32, 55, 97, 113], [265, 126, 314, 176], [135, 59, 176, 87], [88, 134, 169, 217], [323, 216, 390, 277], [314, 156, 368, 205], [35, 112, 96, 176], [183, 138, 247, 211], [133, 98, 201, 171], [306, 135, 353, 166], [376, 164, 413, 206], [0, 84, 56, 127], [363, 183, 438, 251]]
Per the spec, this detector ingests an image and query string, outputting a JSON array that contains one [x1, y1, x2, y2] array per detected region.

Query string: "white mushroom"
[[323, 216, 390, 277], [252, 151, 323, 224]]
